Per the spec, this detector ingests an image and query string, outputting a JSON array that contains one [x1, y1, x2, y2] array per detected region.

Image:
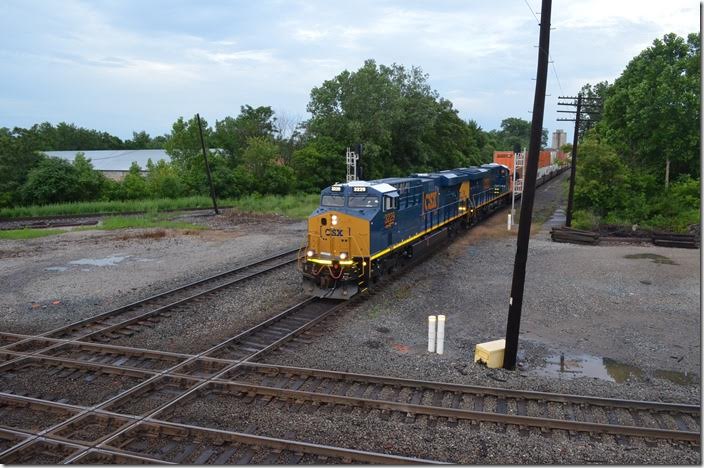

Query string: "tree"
[[306, 59, 484, 179], [72, 152, 106, 200], [0, 127, 46, 207], [121, 162, 149, 199], [164, 116, 213, 195], [20, 157, 82, 205], [601, 32, 700, 182], [126, 131, 153, 149], [146, 159, 185, 198], [212, 105, 276, 166], [573, 139, 630, 217], [491, 117, 548, 152], [291, 136, 345, 192], [578, 81, 610, 138]]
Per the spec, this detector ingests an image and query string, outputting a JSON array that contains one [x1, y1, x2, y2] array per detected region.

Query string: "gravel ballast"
[[0, 213, 306, 334], [159, 389, 699, 464]]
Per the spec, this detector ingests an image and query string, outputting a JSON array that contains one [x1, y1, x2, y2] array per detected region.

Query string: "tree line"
[[573, 32, 700, 232], [0, 59, 546, 208]]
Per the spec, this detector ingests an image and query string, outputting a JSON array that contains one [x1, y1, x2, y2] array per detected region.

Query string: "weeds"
[[0, 193, 321, 220], [0, 228, 64, 240]]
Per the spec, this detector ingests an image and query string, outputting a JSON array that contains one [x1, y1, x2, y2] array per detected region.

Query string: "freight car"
[[493, 150, 563, 186], [301, 164, 510, 299]]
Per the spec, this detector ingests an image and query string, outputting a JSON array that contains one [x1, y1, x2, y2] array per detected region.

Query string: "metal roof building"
[[42, 149, 171, 181], [42, 149, 171, 171]]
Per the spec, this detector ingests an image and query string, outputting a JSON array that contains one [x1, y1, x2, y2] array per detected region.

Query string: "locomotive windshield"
[[348, 195, 380, 208], [321, 195, 345, 207]]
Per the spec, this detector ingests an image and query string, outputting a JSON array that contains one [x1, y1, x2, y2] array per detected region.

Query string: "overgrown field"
[[0, 193, 320, 220]]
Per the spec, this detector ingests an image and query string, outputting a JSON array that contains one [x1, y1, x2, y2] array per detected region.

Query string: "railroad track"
[[218, 363, 700, 445], [1, 248, 300, 356], [0, 291, 397, 463], [1, 334, 699, 450]]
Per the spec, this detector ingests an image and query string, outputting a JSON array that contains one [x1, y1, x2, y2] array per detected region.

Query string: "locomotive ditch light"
[[307, 250, 315, 257], [339, 252, 347, 260]]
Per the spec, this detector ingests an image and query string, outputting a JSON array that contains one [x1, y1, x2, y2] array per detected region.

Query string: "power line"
[[524, 0, 563, 95], [550, 61, 564, 95], [523, 0, 540, 24]]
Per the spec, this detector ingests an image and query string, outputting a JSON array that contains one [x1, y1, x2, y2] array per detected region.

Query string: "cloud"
[[0, 0, 699, 138]]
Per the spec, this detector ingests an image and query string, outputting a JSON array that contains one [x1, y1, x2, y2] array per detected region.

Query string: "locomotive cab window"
[[383, 195, 398, 211], [348, 195, 379, 208], [321, 195, 345, 207]]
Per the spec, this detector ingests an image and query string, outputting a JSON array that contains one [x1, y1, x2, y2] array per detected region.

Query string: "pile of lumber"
[[652, 231, 699, 249], [550, 226, 600, 245]]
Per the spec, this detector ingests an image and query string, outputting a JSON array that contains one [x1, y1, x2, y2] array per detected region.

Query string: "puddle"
[[69, 255, 130, 267], [531, 352, 696, 386], [45, 266, 68, 272], [624, 253, 678, 265]]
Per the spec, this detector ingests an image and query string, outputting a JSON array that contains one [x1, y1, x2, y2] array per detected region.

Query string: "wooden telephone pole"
[[557, 95, 603, 226], [503, 0, 552, 370]]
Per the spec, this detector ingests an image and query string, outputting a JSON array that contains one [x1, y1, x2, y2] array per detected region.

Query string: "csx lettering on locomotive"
[[423, 192, 438, 211], [324, 228, 343, 237]]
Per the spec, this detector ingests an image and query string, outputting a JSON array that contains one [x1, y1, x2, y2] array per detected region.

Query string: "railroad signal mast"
[[557, 94, 603, 226], [345, 145, 362, 182], [510, 150, 525, 228]]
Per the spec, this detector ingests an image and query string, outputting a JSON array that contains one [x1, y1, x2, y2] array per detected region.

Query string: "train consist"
[[300, 164, 511, 299], [301, 150, 566, 299]]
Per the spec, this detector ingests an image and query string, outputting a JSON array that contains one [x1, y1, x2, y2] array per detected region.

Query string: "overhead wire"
[[524, 0, 564, 95]]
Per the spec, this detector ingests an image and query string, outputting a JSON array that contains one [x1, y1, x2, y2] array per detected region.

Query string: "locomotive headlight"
[[339, 252, 347, 260], [307, 250, 314, 257], [331, 214, 338, 226]]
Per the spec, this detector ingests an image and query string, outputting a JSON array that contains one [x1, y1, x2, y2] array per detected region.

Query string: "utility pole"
[[503, 0, 552, 370], [196, 113, 219, 215], [557, 95, 603, 226]]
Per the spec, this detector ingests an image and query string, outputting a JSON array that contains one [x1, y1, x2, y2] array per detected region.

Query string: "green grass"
[[228, 193, 320, 220], [0, 193, 321, 220], [0, 228, 65, 240], [96, 216, 206, 231], [0, 196, 220, 218]]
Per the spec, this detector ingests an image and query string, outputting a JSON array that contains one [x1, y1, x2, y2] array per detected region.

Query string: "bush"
[[571, 210, 600, 230], [121, 162, 150, 200], [21, 157, 82, 205], [146, 159, 186, 198]]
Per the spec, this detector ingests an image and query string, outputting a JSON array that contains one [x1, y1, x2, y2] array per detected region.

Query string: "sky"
[[0, 0, 699, 143]]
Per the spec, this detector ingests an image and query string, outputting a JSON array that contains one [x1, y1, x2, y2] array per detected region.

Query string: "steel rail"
[[1, 392, 440, 465], [0, 248, 300, 371], [0, 297, 351, 464], [202, 380, 700, 443], [71, 298, 348, 463], [2, 247, 299, 350], [227, 363, 701, 414], [3, 333, 699, 416], [49, 248, 301, 340]]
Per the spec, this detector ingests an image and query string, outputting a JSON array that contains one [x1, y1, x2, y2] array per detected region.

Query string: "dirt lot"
[[0, 214, 305, 334]]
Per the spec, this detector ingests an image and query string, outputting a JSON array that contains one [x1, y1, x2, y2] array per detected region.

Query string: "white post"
[[436, 315, 446, 354], [428, 316, 436, 352]]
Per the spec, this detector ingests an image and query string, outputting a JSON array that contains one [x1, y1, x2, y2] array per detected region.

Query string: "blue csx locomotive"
[[301, 163, 510, 299]]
